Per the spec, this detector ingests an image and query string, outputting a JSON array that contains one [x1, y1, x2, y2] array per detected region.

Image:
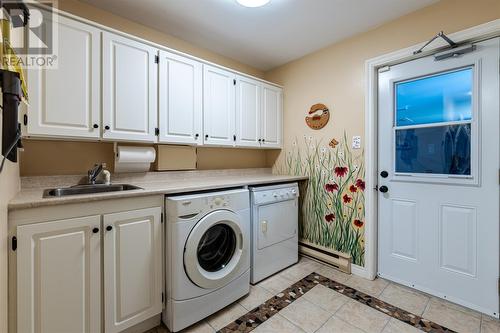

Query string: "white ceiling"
[[80, 0, 439, 71]]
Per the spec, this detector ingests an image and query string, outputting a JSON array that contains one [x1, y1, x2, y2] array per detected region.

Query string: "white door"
[[103, 207, 162, 333], [17, 216, 101, 333], [203, 65, 236, 146], [261, 84, 282, 148], [28, 15, 101, 139], [159, 51, 203, 145], [378, 38, 499, 316], [102, 32, 158, 142], [236, 76, 261, 147]]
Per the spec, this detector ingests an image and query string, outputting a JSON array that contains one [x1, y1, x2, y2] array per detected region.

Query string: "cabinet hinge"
[[155, 128, 160, 136], [11, 236, 17, 251], [155, 55, 159, 64], [233, 134, 236, 141], [23, 114, 28, 126], [162, 292, 164, 303], [233, 79, 236, 85]]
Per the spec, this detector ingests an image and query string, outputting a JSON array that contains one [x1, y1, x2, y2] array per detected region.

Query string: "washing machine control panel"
[[208, 195, 229, 209]]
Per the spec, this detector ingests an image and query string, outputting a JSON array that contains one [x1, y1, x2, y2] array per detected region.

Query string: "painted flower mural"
[[276, 133, 365, 266]]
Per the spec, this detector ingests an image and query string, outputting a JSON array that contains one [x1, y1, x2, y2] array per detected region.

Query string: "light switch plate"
[[352, 136, 361, 149]]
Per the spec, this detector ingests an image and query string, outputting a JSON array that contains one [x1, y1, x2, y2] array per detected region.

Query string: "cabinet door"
[[261, 84, 283, 148], [28, 15, 101, 139], [235, 76, 261, 147], [103, 32, 158, 142], [103, 207, 162, 333], [159, 51, 202, 145], [17, 215, 101, 333], [203, 65, 236, 146]]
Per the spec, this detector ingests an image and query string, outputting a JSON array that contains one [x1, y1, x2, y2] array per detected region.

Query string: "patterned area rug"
[[219, 272, 456, 333]]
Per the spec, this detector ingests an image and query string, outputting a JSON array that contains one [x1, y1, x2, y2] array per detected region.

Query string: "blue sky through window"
[[395, 68, 473, 126]]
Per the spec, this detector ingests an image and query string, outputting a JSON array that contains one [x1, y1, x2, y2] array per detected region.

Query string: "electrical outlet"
[[352, 136, 361, 149]]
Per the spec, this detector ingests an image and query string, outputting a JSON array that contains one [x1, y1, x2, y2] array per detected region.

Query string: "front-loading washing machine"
[[163, 188, 250, 332]]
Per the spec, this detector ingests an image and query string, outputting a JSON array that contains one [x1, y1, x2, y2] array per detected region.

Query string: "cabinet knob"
[[93, 124, 99, 129], [104, 125, 110, 130], [262, 139, 265, 143], [106, 225, 113, 231], [205, 134, 209, 139], [258, 139, 262, 143], [195, 133, 199, 139], [92, 227, 99, 233]]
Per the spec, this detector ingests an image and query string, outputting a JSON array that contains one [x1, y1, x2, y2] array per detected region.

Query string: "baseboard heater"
[[299, 239, 351, 274]]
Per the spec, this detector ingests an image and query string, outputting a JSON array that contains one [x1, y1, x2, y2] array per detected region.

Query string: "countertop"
[[9, 168, 308, 211]]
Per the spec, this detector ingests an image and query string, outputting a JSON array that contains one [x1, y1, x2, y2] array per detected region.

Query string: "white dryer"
[[250, 183, 299, 284], [163, 188, 250, 332]]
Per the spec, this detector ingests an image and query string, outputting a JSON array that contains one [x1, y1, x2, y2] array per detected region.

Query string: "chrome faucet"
[[87, 163, 104, 185]]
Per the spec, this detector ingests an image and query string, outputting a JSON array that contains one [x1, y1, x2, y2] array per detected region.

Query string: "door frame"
[[361, 19, 500, 280]]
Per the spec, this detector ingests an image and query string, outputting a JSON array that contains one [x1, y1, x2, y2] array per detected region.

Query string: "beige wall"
[[0, 115, 20, 333], [20, 140, 276, 176]]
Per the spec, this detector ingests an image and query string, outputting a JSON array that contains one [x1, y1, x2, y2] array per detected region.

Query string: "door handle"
[[379, 185, 389, 193]]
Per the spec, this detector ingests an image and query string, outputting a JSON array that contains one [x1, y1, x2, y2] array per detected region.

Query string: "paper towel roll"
[[114, 146, 156, 173]]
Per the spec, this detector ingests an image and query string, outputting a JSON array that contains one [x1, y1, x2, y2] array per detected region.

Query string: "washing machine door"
[[184, 210, 247, 289]]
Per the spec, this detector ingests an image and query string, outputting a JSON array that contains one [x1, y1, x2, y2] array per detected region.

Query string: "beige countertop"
[[9, 168, 308, 211]]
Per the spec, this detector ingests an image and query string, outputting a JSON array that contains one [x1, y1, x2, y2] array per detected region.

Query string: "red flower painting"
[[355, 179, 365, 191], [353, 219, 364, 228], [343, 194, 352, 203], [334, 166, 348, 177], [349, 185, 357, 193], [325, 183, 339, 192], [325, 213, 335, 223]]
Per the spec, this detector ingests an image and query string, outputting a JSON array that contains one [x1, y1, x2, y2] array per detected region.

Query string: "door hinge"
[[155, 128, 160, 136], [23, 114, 28, 126], [11, 236, 17, 251], [162, 292, 164, 303], [155, 55, 159, 64], [161, 212, 164, 223]]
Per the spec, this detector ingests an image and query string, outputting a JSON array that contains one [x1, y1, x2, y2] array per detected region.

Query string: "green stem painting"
[[275, 132, 366, 266]]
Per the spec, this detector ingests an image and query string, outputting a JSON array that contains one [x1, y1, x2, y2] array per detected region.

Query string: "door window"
[[394, 67, 474, 177]]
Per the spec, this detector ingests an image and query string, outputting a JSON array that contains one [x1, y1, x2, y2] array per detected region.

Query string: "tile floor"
[[150, 257, 500, 333]]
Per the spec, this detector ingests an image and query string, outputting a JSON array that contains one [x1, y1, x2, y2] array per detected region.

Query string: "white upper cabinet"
[[103, 207, 162, 333], [261, 84, 283, 148], [235, 76, 261, 147], [203, 65, 236, 146], [102, 32, 158, 142], [28, 15, 101, 139], [159, 51, 203, 145], [16, 215, 101, 333]]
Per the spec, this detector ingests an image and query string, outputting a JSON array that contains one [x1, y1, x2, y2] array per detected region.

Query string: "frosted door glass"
[[396, 68, 473, 126], [395, 124, 471, 175]]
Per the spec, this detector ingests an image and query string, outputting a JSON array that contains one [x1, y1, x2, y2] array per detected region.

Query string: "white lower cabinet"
[[103, 207, 163, 333], [16, 215, 102, 333], [15, 206, 162, 333]]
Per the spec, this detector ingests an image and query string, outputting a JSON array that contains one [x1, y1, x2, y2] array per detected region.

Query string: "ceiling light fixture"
[[236, 0, 271, 8]]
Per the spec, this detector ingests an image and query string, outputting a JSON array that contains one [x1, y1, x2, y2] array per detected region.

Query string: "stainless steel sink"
[[43, 184, 143, 198]]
